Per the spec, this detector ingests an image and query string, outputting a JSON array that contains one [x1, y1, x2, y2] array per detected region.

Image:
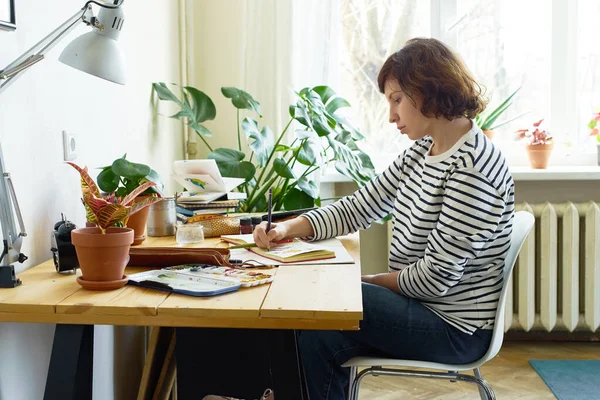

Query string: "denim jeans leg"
[[298, 282, 492, 400]]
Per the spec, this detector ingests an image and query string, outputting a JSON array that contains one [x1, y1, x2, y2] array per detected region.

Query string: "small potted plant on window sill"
[[67, 162, 163, 290], [96, 155, 164, 245], [516, 119, 553, 169], [588, 110, 600, 166], [475, 87, 524, 139]]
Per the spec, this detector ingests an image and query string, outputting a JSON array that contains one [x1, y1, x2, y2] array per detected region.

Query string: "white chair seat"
[[343, 211, 535, 400], [343, 356, 484, 371]]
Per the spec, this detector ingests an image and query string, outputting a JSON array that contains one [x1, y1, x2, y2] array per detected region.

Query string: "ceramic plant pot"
[[126, 196, 151, 245], [526, 142, 554, 169], [71, 227, 134, 290]]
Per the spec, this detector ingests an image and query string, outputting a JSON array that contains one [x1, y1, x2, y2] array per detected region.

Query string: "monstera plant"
[[152, 83, 376, 212]]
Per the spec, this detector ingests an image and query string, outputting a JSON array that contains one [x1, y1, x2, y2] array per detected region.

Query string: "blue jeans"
[[298, 282, 493, 400]]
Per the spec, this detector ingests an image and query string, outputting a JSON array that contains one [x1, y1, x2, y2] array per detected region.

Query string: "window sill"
[[320, 165, 600, 183]]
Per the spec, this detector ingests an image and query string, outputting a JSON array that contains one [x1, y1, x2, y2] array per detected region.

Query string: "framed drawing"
[[0, 0, 16, 31]]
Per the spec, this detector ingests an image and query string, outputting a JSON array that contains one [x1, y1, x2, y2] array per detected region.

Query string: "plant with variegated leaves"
[[67, 162, 163, 233]]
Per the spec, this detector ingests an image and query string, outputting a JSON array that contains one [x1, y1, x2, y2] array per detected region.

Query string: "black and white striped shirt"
[[303, 124, 515, 334]]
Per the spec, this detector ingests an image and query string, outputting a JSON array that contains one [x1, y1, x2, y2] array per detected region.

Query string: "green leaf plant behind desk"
[[0, 234, 362, 399]]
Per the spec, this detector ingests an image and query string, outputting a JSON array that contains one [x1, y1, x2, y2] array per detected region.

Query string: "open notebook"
[[221, 234, 353, 264]]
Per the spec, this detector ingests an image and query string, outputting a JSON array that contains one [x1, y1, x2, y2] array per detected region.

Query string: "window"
[[336, 0, 599, 170]]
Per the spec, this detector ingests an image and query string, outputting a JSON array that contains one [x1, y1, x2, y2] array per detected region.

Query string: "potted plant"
[[516, 119, 554, 169], [588, 109, 600, 166], [67, 162, 163, 290], [152, 83, 376, 212], [475, 87, 525, 139], [96, 155, 164, 245]]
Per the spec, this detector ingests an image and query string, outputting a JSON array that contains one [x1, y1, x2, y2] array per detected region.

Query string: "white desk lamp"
[[0, 0, 126, 287]]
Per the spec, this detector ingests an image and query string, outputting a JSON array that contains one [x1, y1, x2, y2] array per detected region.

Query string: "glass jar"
[[176, 223, 205, 245], [239, 217, 253, 234]]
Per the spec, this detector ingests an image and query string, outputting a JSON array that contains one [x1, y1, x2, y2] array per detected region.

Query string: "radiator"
[[508, 202, 600, 333]]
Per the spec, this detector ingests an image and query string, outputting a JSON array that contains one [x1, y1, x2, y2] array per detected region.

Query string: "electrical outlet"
[[62, 130, 77, 161]]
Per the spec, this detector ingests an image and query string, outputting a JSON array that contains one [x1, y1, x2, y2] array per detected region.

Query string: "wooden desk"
[[3, 235, 362, 399]]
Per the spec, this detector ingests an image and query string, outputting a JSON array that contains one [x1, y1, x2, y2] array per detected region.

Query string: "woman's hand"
[[253, 221, 288, 249], [361, 272, 401, 293], [361, 274, 377, 284]]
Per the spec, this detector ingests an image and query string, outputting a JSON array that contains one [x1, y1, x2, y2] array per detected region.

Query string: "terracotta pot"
[[71, 227, 134, 290], [526, 142, 554, 169], [127, 196, 151, 246], [482, 129, 494, 140]]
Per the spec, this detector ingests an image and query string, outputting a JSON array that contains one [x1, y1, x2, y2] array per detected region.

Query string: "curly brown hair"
[[377, 38, 487, 120]]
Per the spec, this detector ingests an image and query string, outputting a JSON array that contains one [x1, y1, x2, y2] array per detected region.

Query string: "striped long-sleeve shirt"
[[302, 123, 515, 334]]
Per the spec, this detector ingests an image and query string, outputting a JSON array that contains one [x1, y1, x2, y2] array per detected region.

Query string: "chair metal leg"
[[473, 368, 493, 400], [449, 370, 458, 382], [347, 366, 357, 400], [346, 366, 495, 400]]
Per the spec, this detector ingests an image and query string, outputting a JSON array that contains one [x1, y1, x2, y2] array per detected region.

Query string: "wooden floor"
[[358, 341, 600, 399]]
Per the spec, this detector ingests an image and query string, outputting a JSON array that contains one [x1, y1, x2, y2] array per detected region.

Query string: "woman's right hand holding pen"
[[253, 221, 288, 249]]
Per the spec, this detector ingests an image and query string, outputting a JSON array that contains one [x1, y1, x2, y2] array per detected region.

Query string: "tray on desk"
[[127, 270, 240, 297]]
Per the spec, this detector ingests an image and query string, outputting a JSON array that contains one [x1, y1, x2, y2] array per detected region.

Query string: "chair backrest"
[[480, 210, 535, 362]]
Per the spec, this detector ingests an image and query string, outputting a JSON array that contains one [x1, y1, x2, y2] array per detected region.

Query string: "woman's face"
[[384, 79, 430, 141]]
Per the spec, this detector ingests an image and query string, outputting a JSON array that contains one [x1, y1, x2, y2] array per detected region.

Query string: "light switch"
[[62, 130, 77, 161]]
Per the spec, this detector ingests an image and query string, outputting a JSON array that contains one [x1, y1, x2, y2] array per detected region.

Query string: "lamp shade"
[[59, 31, 126, 85], [59, 5, 126, 85]]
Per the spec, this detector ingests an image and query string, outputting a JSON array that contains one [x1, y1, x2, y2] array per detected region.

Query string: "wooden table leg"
[[176, 328, 308, 400], [44, 324, 94, 400]]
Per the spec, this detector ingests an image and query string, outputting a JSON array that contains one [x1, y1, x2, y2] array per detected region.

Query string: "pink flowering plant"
[[515, 119, 553, 145], [588, 110, 600, 143]]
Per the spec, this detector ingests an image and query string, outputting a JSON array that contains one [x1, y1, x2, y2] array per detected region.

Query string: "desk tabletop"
[[0, 235, 362, 330]]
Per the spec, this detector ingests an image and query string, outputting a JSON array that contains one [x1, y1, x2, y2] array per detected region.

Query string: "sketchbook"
[[173, 159, 246, 203], [221, 234, 355, 265]]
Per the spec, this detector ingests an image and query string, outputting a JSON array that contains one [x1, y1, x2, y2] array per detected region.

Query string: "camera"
[[50, 214, 79, 274]]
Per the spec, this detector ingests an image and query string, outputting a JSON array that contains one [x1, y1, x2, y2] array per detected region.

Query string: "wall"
[[0, 1, 182, 398]]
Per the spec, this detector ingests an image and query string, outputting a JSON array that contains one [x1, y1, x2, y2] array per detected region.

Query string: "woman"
[[253, 37, 515, 400]]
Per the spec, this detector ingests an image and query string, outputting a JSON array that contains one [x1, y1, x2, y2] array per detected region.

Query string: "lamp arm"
[[0, 7, 91, 94]]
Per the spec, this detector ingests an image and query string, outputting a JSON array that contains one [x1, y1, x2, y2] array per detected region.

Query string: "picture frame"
[[0, 0, 16, 31]]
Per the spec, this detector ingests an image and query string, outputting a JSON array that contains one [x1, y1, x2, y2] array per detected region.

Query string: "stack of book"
[[176, 198, 240, 222]]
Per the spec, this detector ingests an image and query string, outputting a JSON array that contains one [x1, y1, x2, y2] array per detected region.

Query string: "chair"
[[343, 210, 535, 400]]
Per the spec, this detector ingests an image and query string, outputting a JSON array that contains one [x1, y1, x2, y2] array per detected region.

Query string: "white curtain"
[[183, 0, 338, 158]]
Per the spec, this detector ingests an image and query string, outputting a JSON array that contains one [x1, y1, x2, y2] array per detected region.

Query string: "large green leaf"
[[189, 122, 213, 138], [332, 114, 364, 140], [325, 97, 351, 115], [112, 158, 150, 180], [283, 188, 315, 210], [208, 148, 256, 181], [142, 169, 164, 195], [328, 136, 374, 186], [184, 86, 217, 123], [296, 176, 319, 199], [312, 85, 336, 105], [297, 138, 321, 166], [153, 82, 216, 138], [242, 118, 274, 168], [221, 87, 262, 116], [309, 109, 333, 136], [273, 157, 295, 179], [152, 82, 182, 105], [97, 167, 119, 192], [292, 101, 312, 128]]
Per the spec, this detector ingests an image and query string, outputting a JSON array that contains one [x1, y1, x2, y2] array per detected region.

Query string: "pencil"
[[266, 188, 272, 232]]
